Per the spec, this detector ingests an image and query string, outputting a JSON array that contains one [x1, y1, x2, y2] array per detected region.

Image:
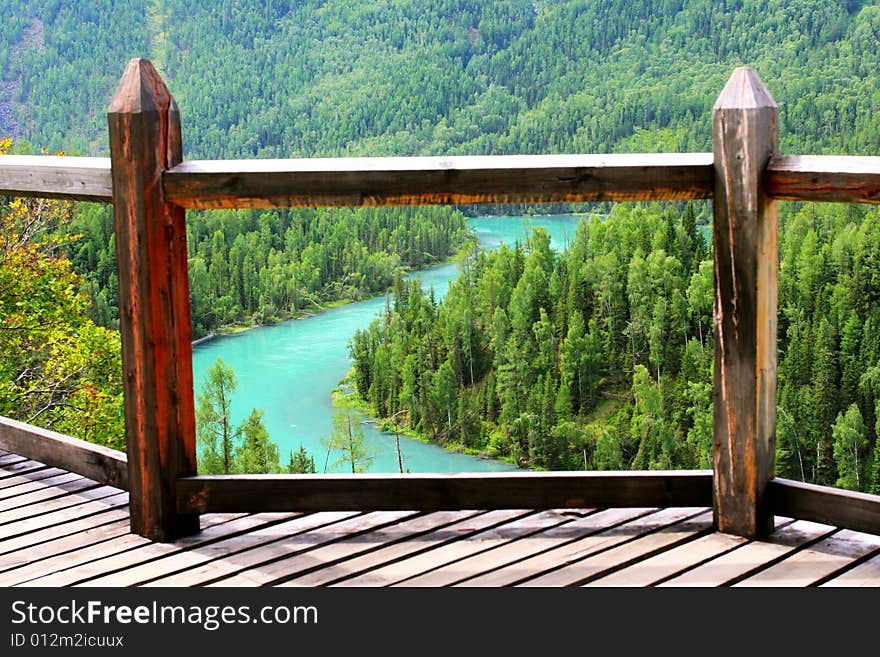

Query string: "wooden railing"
[[2, 59, 880, 542]]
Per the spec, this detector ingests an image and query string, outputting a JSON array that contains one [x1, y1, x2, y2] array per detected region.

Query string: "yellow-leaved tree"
[[0, 138, 125, 449]]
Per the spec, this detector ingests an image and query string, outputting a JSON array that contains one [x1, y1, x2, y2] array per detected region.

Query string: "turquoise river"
[[192, 214, 584, 473]]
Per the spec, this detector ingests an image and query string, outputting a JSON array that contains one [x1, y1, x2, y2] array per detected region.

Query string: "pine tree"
[[323, 398, 376, 473], [196, 357, 240, 474], [832, 403, 869, 491], [237, 408, 281, 474], [286, 444, 317, 474]]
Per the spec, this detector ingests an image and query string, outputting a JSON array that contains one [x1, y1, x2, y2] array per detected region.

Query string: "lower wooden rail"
[[176, 470, 713, 513], [0, 415, 128, 489], [770, 478, 880, 536]]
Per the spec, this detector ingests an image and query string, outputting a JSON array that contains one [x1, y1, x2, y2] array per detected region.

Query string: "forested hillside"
[[1, 1, 878, 158], [68, 203, 468, 337]]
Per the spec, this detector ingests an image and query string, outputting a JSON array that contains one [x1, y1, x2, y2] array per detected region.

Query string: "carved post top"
[[108, 58, 174, 115], [714, 66, 777, 111]]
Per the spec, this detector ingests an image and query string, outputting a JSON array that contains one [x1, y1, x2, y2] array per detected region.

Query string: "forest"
[[67, 203, 469, 337], [1, 1, 879, 487], [351, 200, 880, 492]]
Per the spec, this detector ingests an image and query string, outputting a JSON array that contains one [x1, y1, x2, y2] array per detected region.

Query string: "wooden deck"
[[1, 452, 878, 587]]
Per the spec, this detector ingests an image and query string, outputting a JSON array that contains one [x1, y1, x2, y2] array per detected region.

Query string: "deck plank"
[[0, 470, 80, 496], [17, 513, 274, 587], [331, 510, 547, 587], [733, 529, 880, 587], [0, 501, 131, 556], [0, 454, 28, 467], [225, 511, 484, 587], [0, 475, 97, 509], [204, 511, 420, 587], [0, 451, 878, 587], [0, 467, 66, 490], [658, 519, 838, 586], [455, 508, 671, 586], [98, 512, 357, 586], [389, 510, 589, 587], [517, 508, 712, 587], [0, 490, 128, 541], [280, 510, 513, 587], [0, 459, 51, 479], [820, 552, 880, 587], [0, 520, 134, 585], [585, 531, 748, 586], [0, 485, 118, 526], [3, 513, 247, 586]]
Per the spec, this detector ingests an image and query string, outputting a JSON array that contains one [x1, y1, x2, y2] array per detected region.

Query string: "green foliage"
[[3, 2, 879, 159], [66, 204, 469, 339], [322, 397, 376, 474], [195, 357, 285, 474], [0, 139, 123, 448], [286, 444, 317, 474], [353, 201, 880, 485], [195, 357, 240, 474], [238, 408, 281, 474], [832, 403, 869, 491]]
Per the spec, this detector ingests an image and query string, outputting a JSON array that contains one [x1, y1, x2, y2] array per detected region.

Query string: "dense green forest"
[[67, 203, 468, 337], [2, 1, 880, 487], [352, 202, 880, 492], [1, 1, 878, 158]]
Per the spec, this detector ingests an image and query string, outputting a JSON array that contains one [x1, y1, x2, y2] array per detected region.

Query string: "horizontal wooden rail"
[[0, 155, 112, 202], [770, 478, 880, 537], [768, 155, 880, 204], [0, 415, 128, 489], [177, 470, 713, 513], [3, 153, 880, 207], [163, 153, 716, 208]]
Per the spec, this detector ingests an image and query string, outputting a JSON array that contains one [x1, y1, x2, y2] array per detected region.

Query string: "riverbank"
[[190, 235, 479, 346], [331, 370, 521, 469]]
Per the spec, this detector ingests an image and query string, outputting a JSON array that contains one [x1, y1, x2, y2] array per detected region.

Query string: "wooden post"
[[108, 59, 199, 541], [712, 67, 778, 538]]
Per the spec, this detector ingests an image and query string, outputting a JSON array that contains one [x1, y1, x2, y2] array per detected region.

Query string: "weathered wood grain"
[[0, 471, 80, 499], [0, 416, 128, 489], [0, 474, 95, 509], [78, 512, 314, 587], [0, 490, 127, 542], [0, 485, 118, 528], [657, 518, 832, 587], [734, 529, 880, 587], [0, 498, 131, 557], [205, 511, 419, 587], [585, 531, 747, 586], [0, 459, 51, 479], [141, 512, 360, 586], [391, 510, 578, 587], [276, 511, 484, 587], [108, 58, 198, 542], [767, 155, 880, 204], [331, 509, 531, 587], [24, 513, 269, 587], [163, 153, 714, 209], [820, 551, 880, 586], [770, 478, 880, 536], [0, 154, 112, 202], [516, 508, 710, 586], [177, 470, 712, 513], [712, 67, 778, 539], [0, 467, 67, 491], [0, 519, 132, 585]]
